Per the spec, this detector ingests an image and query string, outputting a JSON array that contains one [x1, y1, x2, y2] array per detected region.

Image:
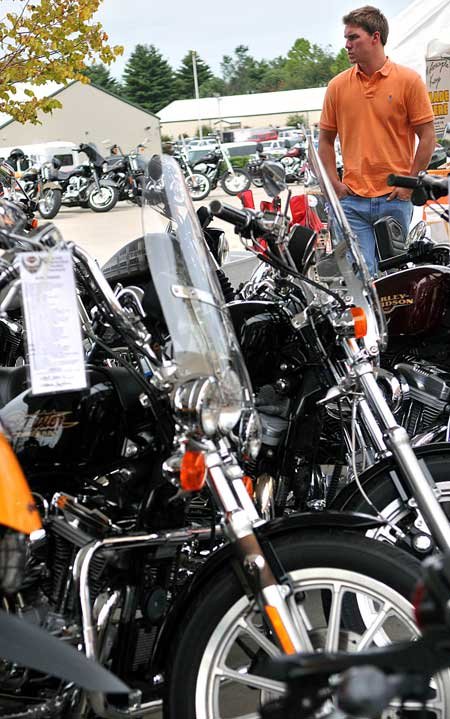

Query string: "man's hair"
[[343, 6, 389, 45]]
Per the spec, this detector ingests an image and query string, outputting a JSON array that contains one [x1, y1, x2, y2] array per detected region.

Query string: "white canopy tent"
[[387, 0, 450, 77]]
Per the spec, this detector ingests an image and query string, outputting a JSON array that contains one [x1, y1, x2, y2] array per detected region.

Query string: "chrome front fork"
[[346, 340, 450, 552], [205, 447, 304, 653]]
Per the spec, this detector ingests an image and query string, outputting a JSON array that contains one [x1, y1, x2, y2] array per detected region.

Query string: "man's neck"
[[357, 53, 387, 76]]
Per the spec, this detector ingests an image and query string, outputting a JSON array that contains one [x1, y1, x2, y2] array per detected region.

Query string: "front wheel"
[[185, 172, 211, 201], [165, 531, 446, 719], [88, 184, 118, 212], [220, 169, 251, 195], [38, 188, 62, 219]]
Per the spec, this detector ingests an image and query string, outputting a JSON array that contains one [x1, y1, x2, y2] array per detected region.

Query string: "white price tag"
[[19, 249, 87, 395]]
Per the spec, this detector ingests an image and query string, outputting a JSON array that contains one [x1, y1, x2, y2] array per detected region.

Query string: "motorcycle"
[[102, 151, 146, 205], [279, 141, 315, 185], [191, 137, 252, 195], [38, 142, 119, 218], [201, 149, 450, 564], [245, 143, 270, 188], [173, 143, 211, 201], [0, 160, 425, 719]]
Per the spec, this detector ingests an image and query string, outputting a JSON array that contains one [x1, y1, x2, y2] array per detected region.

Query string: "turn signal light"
[[31, 218, 39, 229], [242, 475, 254, 498], [350, 306, 368, 338], [180, 450, 206, 492]]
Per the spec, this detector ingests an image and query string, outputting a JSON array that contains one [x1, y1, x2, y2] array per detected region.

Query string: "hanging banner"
[[426, 40, 450, 139]]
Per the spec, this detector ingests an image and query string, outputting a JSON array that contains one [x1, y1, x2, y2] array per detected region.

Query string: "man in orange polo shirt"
[[318, 5, 435, 274]]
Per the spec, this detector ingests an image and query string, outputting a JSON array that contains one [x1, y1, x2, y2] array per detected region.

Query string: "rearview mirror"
[[260, 161, 286, 197]]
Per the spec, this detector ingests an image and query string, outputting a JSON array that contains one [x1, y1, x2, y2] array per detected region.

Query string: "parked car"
[[278, 129, 305, 145], [261, 139, 289, 158]]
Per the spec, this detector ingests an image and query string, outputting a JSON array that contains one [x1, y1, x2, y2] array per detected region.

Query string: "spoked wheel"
[[165, 531, 450, 719], [88, 184, 118, 212], [220, 169, 251, 195], [185, 172, 211, 201]]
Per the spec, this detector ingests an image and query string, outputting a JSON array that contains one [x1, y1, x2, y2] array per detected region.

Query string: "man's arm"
[[388, 121, 436, 201], [318, 128, 349, 198]]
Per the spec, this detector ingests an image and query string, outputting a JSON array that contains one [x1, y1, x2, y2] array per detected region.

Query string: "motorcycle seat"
[[0, 366, 27, 407], [56, 168, 84, 181]]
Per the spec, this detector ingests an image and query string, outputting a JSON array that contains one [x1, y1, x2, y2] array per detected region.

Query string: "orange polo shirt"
[[319, 58, 434, 196]]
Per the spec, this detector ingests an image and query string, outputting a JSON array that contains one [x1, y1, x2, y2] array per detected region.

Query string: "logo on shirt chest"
[[388, 94, 393, 102]]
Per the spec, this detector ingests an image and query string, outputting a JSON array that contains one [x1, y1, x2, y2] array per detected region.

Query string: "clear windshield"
[[141, 155, 254, 402], [307, 140, 387, 353]]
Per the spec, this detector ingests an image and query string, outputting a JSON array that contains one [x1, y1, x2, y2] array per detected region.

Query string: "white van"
[[0, 141, 81, 170]]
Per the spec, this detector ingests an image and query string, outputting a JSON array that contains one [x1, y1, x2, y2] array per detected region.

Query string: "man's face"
[[344, 23, 379, 65]]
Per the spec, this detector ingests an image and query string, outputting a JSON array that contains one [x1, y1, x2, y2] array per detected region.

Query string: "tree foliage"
[[83, 62, 122, 94], [123, 44, 175, 113], [0, 0, 123, 123], [174, 52, 212, 100]]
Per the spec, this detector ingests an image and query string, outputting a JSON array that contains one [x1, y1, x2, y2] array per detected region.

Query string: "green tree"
[[0, 0, 122, 123], [330, 48, 351, 76], [283, 38, 338, 89], [83, 62, 122, 94], [286, 113, 306, 127], [123, 44, 175, 113], [174, 52, 212, 99], [220, 45, 269, 95]]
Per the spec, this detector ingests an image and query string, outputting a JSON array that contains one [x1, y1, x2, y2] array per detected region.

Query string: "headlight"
[[174, 377, 221, 437], [239, 409, 262, 459], [218, 368, 243, 432]]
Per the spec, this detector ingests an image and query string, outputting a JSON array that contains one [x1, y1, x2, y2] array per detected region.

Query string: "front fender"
[[152, 511, 382, 671]]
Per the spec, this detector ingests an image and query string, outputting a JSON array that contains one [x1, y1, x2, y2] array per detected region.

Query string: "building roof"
[[158, 86, 328, 123], [0, 80, 159, 130]]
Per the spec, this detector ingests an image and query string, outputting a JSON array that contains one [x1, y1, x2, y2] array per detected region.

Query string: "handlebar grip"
[[209, 200, 252, 228], [378, 252, 410, 272], [387, 174, 421, 189]]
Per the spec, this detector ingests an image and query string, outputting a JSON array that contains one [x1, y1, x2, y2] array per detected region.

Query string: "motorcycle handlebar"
[[209, 200, 253, 230], [387, 173, 448, 202]]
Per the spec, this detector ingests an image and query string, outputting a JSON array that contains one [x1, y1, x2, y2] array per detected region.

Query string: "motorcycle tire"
[[165, 531, 446, 719], [330, 447, 450, 557], [185, 172, 211, 201], [220, 169, 251, 195], [252, 176, 264, 188], [38, 188, 62, 219], [88, 184, 119, 213]]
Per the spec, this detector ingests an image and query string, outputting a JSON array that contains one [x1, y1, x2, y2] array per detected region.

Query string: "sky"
[[95, 0, 414, 79]]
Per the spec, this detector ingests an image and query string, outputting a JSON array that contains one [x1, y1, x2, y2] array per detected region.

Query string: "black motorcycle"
[[191, 138, 252, 195], [102, 151, 146, 204], [38, 142, 119, 217]]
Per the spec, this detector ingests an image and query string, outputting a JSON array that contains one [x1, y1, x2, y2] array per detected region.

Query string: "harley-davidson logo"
[[380, 293, 414, 313], [7, 410, 79, 439]]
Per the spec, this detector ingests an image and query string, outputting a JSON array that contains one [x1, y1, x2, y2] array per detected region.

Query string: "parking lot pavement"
[[50, 184, 298, 267]]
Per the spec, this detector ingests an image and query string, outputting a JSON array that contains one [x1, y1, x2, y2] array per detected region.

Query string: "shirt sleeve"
[[407, 75, 434, 126], [319, 83, 338, 131]]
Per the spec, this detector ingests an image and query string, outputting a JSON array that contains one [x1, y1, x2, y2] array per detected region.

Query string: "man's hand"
[[334, 181, 354, 199], [387, 187, 412, 202]]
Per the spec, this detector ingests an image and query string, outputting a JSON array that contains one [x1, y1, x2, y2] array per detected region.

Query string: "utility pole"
[[192, 50, 203, 139]]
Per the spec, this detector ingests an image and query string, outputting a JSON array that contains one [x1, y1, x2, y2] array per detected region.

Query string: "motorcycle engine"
[[380, 362, 450, 440], [66, 176, 85, 198]]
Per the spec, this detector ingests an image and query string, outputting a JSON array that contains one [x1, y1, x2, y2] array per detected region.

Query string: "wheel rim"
[[195, 566, 450, 719], [365, 481, 450, 548], [188, 175, 208, 199], [41, 191, 54, 212], [91, 187, 114, 207], [224, 172, 248, 193]]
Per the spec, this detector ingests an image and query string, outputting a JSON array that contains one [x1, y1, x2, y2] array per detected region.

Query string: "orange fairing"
[[180, 450, 207, 492], [0, 433, 41, 534]]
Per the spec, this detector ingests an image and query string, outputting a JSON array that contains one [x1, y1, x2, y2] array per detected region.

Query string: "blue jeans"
[[340, 194, 413, 275]]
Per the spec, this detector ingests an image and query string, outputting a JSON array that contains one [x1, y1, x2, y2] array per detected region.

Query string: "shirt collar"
[[355, 57, 392, 78]]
